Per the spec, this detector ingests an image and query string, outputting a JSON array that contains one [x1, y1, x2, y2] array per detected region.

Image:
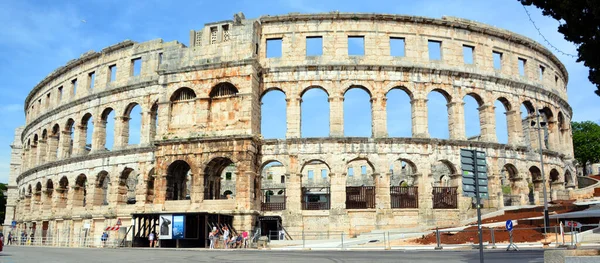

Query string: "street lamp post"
[[532, 109, 550, 235]]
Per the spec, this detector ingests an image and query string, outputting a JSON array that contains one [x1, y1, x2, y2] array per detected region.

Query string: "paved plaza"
[[0, 246, 546, 263]]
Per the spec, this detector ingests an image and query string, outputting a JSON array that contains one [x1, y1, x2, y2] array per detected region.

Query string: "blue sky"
[[0, 0, 598, 183]]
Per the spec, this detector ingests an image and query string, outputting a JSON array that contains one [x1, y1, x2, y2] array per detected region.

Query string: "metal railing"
[[346, 186, 376, 209], [432, 186, 457, 209], [261, 200, 286, 211], [390, 186, 418, 208], [301, 187, 330, 210]]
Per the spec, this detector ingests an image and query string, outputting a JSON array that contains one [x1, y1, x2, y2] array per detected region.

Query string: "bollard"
[[386, 231, 391, 250], [554, 226, 558, 247], [341, 232, 344, 250], [491, 228, 496, 248], [302, 229, 305, 249], [435, 227, 442, 250]]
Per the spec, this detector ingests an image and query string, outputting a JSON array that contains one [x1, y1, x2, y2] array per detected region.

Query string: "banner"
[[172, 215, 185, 239], [159, 214, 173, 240]]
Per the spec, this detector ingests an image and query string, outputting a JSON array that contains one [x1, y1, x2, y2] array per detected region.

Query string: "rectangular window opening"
[[539, 65, 545, 80], [58, 86, 63, 101], [158, 53, 163, 64], [555, 75, 559, 84], [463, 45, 474, 64], [226, 172, 232, 180], [348, 167, 354, 177], [361, 165, 367, 175], [131, 58, 142, 76], [308, 170, 314, 179], [72, 79, 78, 95], [321, 169, 327, 179], [348, 36, 365, 56], [493, 51, 502, 70], [390, 37, 406, 57], [88, 72, 95, 89], [109, 65, 117, 82], [518, 58, 527, 76], [266, 38, 283, 58], [428, 40, 442, 60], [306, 36, 323, 56]]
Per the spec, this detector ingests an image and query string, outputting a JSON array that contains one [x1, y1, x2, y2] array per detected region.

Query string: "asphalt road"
[[0, 246, 545, 263]]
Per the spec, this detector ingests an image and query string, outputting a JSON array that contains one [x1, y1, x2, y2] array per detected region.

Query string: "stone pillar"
[[30, 144, 38, 167], [526, 116, 540, 150], [191, 173, 204, 203], [73, 125, 87, 156], [92, 119, 107, 153], [285, 97, 301, 138], [411, 98, 429, 138], [376, 173, 391, 209], [59, 131, 72, 158], [235, 163, 258, 210], [448, 101, 466, 140], [37, 139, 47, 165], [416, 170, 433, 226], [372, 97, 387, 138], [114, 116, 130, 150], [154, 174, 167, 204], [506, 110, 523, 146], [329, 96, 344, 137], [22, 149, 29, 171], [286, 173, 302, 212], [46, 135, 59, 163], [479, 104, 497, 143], [547, 120, 559, 152], [140, 110, 152, 146], [329, 173, 346, 210]]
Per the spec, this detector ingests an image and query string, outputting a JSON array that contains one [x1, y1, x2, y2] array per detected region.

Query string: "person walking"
[[208, 230, 215, 249], [7, 233, 12, 245], [101, 232, 108, 247], [222, 226, 230, 249], [242, 231, 248, 248], [148, 232, 156, 248]]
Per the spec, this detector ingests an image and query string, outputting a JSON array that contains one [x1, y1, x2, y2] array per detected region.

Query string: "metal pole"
[[491, 228, 496, 248], [302, 229, 305, 249], [536, 111, 550, 235], [341, 232, 344, 250], [474, 150, 484, 263]]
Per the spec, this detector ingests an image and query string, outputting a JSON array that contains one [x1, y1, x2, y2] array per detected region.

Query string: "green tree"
[[519, 1, 600, 96], [572, 121, 600, 175]]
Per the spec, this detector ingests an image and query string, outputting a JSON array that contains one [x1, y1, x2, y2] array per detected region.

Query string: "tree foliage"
[[519, 0, 600, 96], [571, 121, 600, 175]]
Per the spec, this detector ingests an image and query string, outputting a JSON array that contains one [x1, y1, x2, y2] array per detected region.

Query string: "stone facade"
[[5, 12, 576, 242]]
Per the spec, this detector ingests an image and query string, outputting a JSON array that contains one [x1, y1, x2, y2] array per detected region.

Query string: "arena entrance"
[[259, 216, 287, 240], [131, 213, 234, 248]]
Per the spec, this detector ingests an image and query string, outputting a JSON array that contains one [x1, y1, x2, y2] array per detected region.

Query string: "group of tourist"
[[0, 231, 35, 246], [208, 226, 249, 249]]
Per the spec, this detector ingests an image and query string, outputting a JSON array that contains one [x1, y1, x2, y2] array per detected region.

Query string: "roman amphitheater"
[[3, 12, 584, 247]]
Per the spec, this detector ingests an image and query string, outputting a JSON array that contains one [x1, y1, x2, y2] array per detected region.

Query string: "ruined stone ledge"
[[155, 134, 260, 146], [16, 145, 155, 184], [259, 13, 567, 81], [22, 79, 159, 141], [158, 58, 261, 75], [263, 64, 571, 117]]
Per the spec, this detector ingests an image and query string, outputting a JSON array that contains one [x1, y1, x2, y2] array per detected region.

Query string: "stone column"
[[234, 163, 258, 210], [329, 173, 346, 210], [526, 116, 540, 150], [372, 97, 387, 138], [479, 104, 497, 143], [92, 119, 107, 153], [30, 144, 38, 167], [285, 173, 302, 212], [547, 120, 559, 152], [506, 110, 523, 146], [376, 173, 391, 209], [411, 98, 429, 138], [73, 125, 87, 156], [416, 170, 433, 226], [37, 139, 47, 164], [59, 131, 73, 158], [140, 110, 152, 146], [46, 135, 59, 163], [191, 173, 204, 203], [447, 101, 466, 140], [285, 97, 301, 138], [154, 174, 167, 204], [22, 149, 29, 171], [114, 116, 130, 150], [329, 96, 344, 137]]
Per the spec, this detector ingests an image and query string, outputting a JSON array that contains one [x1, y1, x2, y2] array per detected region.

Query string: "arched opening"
[[386, 87, 413, 137], [432, 160, 458, 209], [170, 87, 197, 128], [301, 160, 330, 210], [564, 170, 573, 188], [33, 182, 42, 210], [464, 93, 483, 140], [25, 184, 32, 211], [301, 87, 329, 137], [549, 168, 560, 195], [345, 158, 375, 209], [50, 124, 60, 160], [344, 86, 372, 137], [203, 157, 236, 200], [82, 113, 94, 154], [557, 111, 566, 147], [40, 129, 47, 164], [65, 118, 75, 157], [146, 168, 155, 204], [209, 82, 238, 98], [74, 174, 87, 207], [208, 83, 241, 129], [260, 160, 287, 211], [502, 163, 519, 206], [495, 98, 511, 144], [125, 103, 142, 145], [101, 108, 115, 150], [260, 89, 286, 139], [166, 160, 192, 201], [57, 176, 69, 208], [32, 134, 39, 166], [427, 89, 451, 139], [44, 179, 53, 210], [521, 101, 537, 148], [529, 166, 542, 204], [541, 107, 555, 150], [119, 168, 138, 204], [95, 171, 110, 206]]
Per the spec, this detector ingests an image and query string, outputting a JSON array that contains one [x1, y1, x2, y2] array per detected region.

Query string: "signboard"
[[461, 149, 489, 199], [159, 214, 173, 240], [505, 220, 513, 231], [566, 221, 582, 228], [172, 215, 185, 240], [83, 223, 91, 229], [11, 221, 16, 228], [116, 219, 122, 226]]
